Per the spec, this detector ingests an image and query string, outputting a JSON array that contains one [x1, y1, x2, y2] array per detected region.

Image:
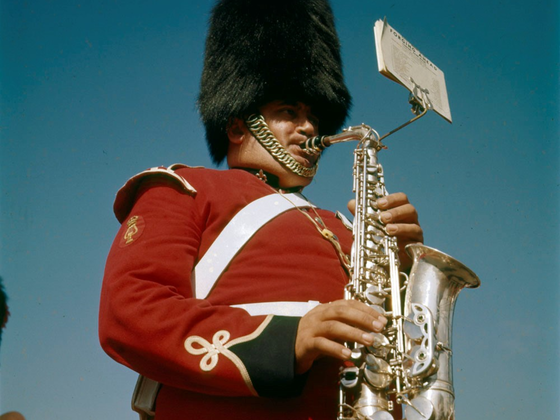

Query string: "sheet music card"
[[374, 19, 452, 123]]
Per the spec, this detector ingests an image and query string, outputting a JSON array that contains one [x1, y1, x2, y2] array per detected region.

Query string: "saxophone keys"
[[365, 286, 386, 305], [364, 354, 392, 389], [406, 345, 435, 377], [403, 317, 423, 340], [404, 396, 435, 420], [339, 365, 360, 389], [371, 412, 395, 420], [366, 333, 390, 358]]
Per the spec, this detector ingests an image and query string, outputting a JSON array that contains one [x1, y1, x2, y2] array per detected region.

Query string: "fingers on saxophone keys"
[[306, 336, 349, 362], [372, 319, 386, 332], [379, 211, 392, 223], [312, 322, 353, 353], [327, 300, 387, 330], [380, 204, 418, 225], [377, 192, 410, 210], [364, 307, 388, 333], [385, 224, 398, 235], [392, 223, 424, 243]]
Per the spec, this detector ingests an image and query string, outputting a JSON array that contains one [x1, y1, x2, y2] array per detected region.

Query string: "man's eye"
[[281, 108, 297, 117]]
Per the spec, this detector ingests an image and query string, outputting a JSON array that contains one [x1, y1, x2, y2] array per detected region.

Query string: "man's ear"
[[227, 118, 246, 144]]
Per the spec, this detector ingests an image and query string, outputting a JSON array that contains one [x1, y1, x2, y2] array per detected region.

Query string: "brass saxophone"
[[301, 125, 480, 420]]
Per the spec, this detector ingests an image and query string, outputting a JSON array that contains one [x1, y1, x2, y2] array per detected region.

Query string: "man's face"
[[260, 100, 319, 168], [227, 100, 320, 188]]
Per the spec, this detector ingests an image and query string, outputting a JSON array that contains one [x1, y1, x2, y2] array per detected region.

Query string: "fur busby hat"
[[198, 0, 352, 164]]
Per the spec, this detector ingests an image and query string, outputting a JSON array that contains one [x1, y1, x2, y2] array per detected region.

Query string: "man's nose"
[[297, 117, 317, 137]]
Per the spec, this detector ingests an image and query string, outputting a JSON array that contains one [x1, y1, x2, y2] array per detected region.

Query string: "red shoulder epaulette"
[[113, 163, 197, 223]]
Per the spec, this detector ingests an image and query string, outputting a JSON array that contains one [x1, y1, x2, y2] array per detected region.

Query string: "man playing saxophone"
[[98, 1, 423, 419]]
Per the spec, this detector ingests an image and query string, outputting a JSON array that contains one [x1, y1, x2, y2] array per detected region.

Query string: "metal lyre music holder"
[[377, 78, 432, 144], [299, 80, 433, 155]]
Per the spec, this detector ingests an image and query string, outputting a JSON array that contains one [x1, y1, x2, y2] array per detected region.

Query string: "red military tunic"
[[99, 166, 353, 419]]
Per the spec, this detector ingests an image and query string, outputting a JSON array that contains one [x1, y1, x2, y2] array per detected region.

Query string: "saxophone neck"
[[300, 124, 382, 154]]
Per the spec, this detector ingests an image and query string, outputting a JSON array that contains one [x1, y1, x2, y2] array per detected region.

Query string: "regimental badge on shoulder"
[[119, 215, 145, 247]]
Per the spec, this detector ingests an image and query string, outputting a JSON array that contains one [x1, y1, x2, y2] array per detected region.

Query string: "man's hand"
[[347, 192, 423, 270], [294, 300, 387, 375]]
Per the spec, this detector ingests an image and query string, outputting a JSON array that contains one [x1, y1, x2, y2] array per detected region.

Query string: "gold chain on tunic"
[[277, 191, 351, 275]]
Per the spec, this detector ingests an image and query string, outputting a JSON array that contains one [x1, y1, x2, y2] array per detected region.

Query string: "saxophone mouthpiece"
[[300, 136, 331, 154]]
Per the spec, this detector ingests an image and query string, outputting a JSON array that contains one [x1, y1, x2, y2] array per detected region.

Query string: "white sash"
[[193, 192, 314, 299], [231, 300, 320, 316]]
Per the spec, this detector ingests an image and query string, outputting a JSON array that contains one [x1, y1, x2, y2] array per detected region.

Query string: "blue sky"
[[1, 1, 558, 419]]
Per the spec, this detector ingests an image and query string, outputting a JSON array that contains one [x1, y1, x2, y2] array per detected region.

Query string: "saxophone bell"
[[402, 243, 480, 420]]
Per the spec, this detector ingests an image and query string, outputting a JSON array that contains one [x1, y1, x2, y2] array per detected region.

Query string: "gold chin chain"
[[245, 114, 319, 178], [278, 191, 351, 275]]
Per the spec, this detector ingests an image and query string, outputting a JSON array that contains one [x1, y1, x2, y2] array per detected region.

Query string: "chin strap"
[[245, 114, 319, 178]]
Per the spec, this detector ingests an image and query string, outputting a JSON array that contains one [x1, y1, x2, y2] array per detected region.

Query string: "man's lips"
[[289, 144, 318, 168]]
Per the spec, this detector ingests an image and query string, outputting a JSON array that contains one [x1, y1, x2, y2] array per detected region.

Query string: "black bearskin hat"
[[198, 0, 352, 164]]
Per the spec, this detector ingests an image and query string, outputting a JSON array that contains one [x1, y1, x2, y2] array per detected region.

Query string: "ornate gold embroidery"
[[119, 215, 145, 247], [124, 216, 139, 244], [184, 315, 274, 396], [185, 330, 231, 372]]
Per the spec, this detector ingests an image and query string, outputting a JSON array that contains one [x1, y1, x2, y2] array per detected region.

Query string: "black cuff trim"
[[229, 316, 308, 397]]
